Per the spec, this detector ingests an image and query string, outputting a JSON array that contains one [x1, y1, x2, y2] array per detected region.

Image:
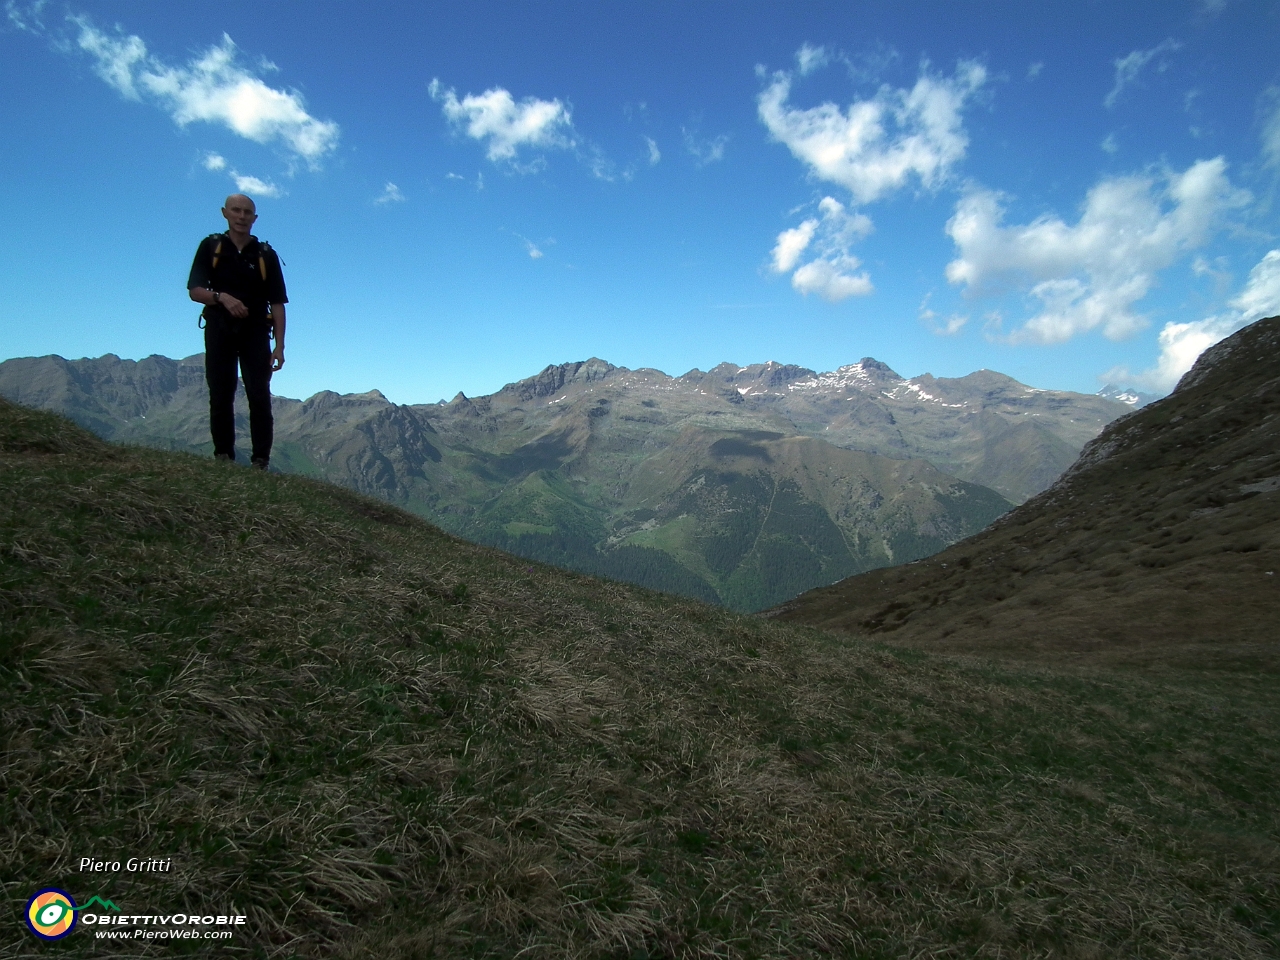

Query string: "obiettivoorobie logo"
[[27, 888, 73, 940], [25, 890, 120, 940]]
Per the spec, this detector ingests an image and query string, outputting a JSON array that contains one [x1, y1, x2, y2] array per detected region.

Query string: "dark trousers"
[[204, 317, 273, 462]]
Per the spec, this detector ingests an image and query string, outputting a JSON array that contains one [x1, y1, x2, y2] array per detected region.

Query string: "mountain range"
[[770, 315, 1280, 671], [0, 352, 1133, 610]]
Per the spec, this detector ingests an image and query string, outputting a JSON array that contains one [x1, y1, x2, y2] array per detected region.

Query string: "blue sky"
[[3, 0, 1279, 405]]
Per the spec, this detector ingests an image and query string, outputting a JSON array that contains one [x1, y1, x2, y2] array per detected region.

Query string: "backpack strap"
[[208, 234, 225, 271], [258, 241, 272, 281], [206, 235, 274, 286]]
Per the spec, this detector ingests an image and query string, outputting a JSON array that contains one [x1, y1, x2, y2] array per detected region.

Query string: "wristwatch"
[[212, 291, 221, 305]]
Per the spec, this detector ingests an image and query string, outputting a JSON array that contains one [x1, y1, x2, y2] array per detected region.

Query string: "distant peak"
[[500, 358, 620, 402], [707, 362, 742, 375], [855, 357, 896, 374], [788, 358, 905, 394], [1096, 384, 1159, 408]]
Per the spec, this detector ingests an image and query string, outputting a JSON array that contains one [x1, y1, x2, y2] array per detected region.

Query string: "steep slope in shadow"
[[768, 316, 1280, 673]]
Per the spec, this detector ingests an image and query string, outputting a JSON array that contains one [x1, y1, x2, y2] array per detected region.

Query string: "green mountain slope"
[[1, 354, 1044, 611], [769, 315, 1280, 672], [2, 398, 1278, 958], [611, 426, 1009, 610]]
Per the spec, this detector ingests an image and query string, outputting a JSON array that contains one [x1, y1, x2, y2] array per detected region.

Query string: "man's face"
[[221, 196, 257, 233]]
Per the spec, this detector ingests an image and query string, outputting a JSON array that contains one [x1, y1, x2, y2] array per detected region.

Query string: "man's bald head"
[[221, 194, 259, 243]]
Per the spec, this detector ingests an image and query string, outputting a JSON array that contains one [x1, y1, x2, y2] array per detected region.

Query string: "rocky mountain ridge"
[[0, 351, 1133, 610]]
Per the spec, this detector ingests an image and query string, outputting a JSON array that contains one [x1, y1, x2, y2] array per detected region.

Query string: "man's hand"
[[269, 304, 286, 372], [188, 286, 249, 318], [220, 293, 249, 319]]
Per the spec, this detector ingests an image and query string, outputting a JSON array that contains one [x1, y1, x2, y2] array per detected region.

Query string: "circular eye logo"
[[26, 888, 78, 940]]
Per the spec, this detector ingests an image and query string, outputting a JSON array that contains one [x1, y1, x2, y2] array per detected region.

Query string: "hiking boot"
[[251, 457, 269, 471], [215, 453, 233, 462]]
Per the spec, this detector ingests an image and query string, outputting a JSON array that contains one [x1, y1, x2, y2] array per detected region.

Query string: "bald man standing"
[[187, 194, 288, 469]]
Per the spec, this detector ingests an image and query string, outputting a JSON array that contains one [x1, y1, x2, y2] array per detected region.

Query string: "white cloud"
[[70, 18, 338, 165], [72, 18, 146, 99], [1105, 250, 1278, 394], [759, 58, 986, 204], [683, 127, 729, 166], [429, 78, 573, 163], [792, 256, 873, 301], [201, 150, 278, 199], [231, 172, 281, 198], [1104, 316, 1237, 393], [771, 196, 873, 302], [1104, 38, 1182, 110], [1229, 248, 1280, 321], [839, 43, 902, 86], [374, 182, 405, 205], [771, 219, 818, 273], [583, 146, 618, 181], [1101, 133, 1118, 154], [512, 232, 548, 259], [1027, 62, 1044, 81], [759, 53, 984, 302], [796, 44, 829, 76], [945, 157, 1251, 345], [645, 136, 660, 165], [6, 0, 48, 33], [1260, 86, 1280, 170], [145, 40, 338, 164], [1192, 255, 1234, 293], [919, 295, 968, 336]]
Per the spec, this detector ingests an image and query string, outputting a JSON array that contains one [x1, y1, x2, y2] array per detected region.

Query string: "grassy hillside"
[[2, 397, 1277, 958]]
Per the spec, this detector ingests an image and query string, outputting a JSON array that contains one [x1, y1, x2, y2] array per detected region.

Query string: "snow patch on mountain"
[[882, 381, 967, 408], [787, 361, 897, 393]]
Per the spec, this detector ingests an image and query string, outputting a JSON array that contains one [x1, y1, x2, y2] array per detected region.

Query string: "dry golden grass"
[[2, 397, 1278, 958]]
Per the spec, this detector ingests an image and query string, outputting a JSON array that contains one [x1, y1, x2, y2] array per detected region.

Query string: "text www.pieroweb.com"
[[95, 927, 235, 940]]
